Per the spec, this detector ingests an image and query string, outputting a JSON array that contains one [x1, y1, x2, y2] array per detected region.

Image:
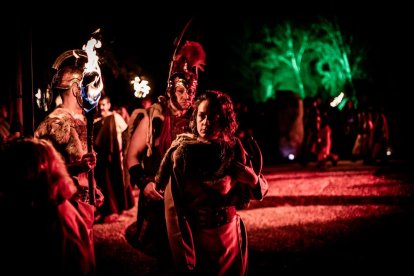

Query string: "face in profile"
[[196, 99, 221, 140]]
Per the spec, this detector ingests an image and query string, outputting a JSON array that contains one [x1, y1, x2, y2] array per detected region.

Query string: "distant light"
[[386, 147, 392, 156], [330, 92, 344, 107], [288, 154, 295, 160]]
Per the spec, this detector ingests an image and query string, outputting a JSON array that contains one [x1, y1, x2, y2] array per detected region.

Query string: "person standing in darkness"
[[126, 41, 206, 269], [94, 94, 134, 223], [35, 63, 103, 239], [0, 138, 95, 275]]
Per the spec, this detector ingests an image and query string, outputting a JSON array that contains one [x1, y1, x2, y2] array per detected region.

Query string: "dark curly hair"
[[189, 90, 238, 141]]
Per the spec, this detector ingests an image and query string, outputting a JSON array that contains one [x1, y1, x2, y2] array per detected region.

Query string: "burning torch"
[[80, 35, 103, 205], [131, 76, 150, 98]]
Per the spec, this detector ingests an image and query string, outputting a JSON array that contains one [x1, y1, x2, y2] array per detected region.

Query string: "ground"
[[93, 160, 414, 275]]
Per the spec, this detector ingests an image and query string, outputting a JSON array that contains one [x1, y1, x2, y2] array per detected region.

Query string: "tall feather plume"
[[173, 40, 206, 76]]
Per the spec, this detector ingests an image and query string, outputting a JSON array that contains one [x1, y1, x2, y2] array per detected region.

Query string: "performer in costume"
[[35, 54, 103, 238], [155, 90, 268, 275], [126, 41, 206, 267]]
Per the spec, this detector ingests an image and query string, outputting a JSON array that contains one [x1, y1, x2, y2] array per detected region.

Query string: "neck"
[[101, 110, 113, 117], [169, 101, 187, 117], [61, 101, 83, 116]]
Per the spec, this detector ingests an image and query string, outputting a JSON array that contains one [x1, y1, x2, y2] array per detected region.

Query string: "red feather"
[[173, 41, 206, 74]]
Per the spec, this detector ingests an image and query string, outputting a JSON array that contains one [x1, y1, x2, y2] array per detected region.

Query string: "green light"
[[237, 17, 365, 102]]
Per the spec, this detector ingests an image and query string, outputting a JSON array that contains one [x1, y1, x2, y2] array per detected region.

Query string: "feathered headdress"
[[148, 40, 206, 157], [171, 41, 206, 76], [167, 40, 206, 96]]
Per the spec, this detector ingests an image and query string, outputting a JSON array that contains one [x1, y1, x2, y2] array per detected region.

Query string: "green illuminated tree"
[[306, 18, 365, 101], [238, 18, 365, 102], [250, 22, 309, 100]]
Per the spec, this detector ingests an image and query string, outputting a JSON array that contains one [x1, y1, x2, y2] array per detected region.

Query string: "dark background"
[[2, 4, 413, 159], [4, 6, 411, 102]]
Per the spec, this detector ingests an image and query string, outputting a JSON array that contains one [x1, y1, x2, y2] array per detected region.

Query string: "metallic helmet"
[[168, 71, 198, 97], [50, 49, 87, 91], [166, 41, 206, 97], [51, 65, 83, 91]]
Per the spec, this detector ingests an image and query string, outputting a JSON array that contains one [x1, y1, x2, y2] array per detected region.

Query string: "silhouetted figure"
[[352, 110, 373, 163], [370, 108, 389, 164], [315, 114, 339, 169], [341, 99, 358, 160], [94, 95, 134, 223], [300, 97, 320, 165], [0, 138, 95, 275]]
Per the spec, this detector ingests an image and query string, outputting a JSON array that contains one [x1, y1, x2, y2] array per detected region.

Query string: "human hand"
[[143, 182, 164, 200], [95, 186, 105, 207], [81, 152, 97, 172], [233, 161, 259, 187]]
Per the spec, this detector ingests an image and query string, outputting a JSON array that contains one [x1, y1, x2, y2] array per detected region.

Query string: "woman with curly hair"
[[155, 90, 268, 275]]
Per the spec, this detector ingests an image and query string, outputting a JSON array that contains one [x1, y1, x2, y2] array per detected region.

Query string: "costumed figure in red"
[[35, 51, 104, 240], [126, 41, 206, 269], [155, 90, 268, 275]]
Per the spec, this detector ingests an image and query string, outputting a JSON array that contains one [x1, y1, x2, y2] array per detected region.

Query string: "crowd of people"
[[0, 57, 393, 275], [0, 39, 271, 275], [0, 24, 393, 275], [300, 96, 390, 169]]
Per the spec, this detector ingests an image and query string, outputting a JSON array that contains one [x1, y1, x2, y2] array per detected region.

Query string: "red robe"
[[157, 133, 268, 275]]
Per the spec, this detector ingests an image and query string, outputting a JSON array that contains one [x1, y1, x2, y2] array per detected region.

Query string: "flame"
[[35, 88, 51, 112], [35, 88, 41, 101], [131, 76, 151, 98], [35, 88, 42, 109], [81, 36, 103, 112]]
